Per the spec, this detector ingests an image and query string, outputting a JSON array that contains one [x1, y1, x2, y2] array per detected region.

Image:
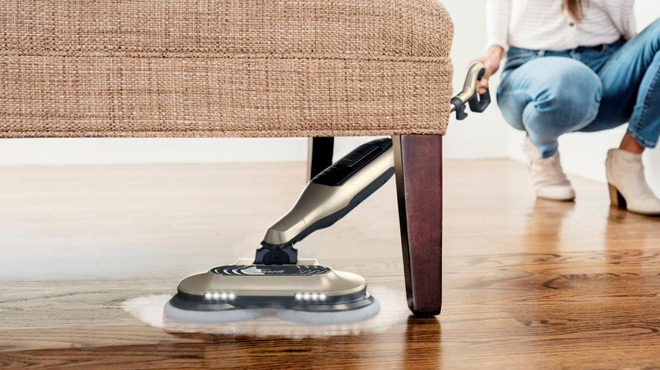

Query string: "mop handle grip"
[[450, 62, 491, 120]]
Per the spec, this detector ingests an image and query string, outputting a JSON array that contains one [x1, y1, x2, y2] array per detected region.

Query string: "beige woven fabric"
[[0, 0, 453, 138]]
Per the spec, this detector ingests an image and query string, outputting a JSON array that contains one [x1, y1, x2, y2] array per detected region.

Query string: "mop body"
[[165, 259, 380, 324], [165, 139, 393, 325]]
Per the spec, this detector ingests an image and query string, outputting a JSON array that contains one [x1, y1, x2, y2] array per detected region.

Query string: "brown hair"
[[563, 0, 584, 21]]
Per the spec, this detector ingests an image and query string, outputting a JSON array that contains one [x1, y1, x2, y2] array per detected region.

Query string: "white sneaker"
[[523, 136, 576, 201], [605, 149, 660, 215]]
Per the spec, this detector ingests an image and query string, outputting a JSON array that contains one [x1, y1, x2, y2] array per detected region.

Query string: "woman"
[[475, 0, 660, 215]]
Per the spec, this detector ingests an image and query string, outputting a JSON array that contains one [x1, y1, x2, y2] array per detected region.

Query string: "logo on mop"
[[241, 266, 286, 275]]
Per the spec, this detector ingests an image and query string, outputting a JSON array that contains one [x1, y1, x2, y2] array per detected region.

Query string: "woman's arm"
[[620, 1, 637, 39], [487, 0, 511, 51], [472, 0, 510, 94]]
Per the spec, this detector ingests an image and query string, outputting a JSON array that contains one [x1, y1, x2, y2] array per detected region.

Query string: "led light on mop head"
[[164, 259, 380, 324]]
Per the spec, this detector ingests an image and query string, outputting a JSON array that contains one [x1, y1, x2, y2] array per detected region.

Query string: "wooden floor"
[[1, 159, 660, 369]]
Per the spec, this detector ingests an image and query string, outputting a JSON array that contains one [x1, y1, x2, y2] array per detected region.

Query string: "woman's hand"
[[470, 45, 505, 94]]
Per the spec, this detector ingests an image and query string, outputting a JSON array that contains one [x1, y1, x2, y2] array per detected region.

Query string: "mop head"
[[164, 261, 380, 325], [163, 298, 380, 325], [274, 298, 380, 324], [163, 302, 268, 323]]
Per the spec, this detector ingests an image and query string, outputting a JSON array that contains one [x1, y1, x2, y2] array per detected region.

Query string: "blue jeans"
[[497, 17, 660, 158]]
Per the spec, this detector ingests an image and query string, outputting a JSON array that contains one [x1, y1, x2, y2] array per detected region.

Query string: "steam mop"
[[164, 63, 490, 324]]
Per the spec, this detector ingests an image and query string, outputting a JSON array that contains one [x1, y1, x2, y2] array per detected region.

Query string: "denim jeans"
[[497, 17, 660, 158]]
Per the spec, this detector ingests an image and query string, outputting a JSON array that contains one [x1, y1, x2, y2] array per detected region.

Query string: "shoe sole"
[[536, 192, 575, 202]]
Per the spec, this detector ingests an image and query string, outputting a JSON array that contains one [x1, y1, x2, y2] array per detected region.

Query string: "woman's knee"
[[632, 17, 660, 59], [644, 17, 660, 43], [496, 90, 527, 131], [527, 62, 602, 128]]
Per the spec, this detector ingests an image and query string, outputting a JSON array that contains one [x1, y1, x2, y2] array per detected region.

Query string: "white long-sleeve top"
[[487, 0, 637, 51]]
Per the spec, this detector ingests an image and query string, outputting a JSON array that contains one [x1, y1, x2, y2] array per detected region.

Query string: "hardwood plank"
[[1, 159, 660, 369]]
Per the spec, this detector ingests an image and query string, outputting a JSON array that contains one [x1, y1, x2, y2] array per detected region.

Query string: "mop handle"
[[450, 62, 491, 120], [256, 139, 394, 265]]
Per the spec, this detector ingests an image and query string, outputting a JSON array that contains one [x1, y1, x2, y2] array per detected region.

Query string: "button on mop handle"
[[450, 62, 491, 120]]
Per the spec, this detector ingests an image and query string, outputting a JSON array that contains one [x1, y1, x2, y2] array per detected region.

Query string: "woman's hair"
[[563, 0, 584, 21]]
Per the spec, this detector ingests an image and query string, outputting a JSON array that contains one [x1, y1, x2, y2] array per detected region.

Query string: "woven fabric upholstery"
[[0, 1, 453, 138]]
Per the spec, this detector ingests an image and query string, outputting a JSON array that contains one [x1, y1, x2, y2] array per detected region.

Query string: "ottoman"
[[0, 0, 454, 316]]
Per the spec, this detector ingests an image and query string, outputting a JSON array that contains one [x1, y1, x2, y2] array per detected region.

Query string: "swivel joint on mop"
[[254, 243, 298, 265]]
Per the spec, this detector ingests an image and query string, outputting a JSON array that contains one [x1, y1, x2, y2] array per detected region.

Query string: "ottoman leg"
[[392, 135, 443, 316], [307, 137, 335, 180]]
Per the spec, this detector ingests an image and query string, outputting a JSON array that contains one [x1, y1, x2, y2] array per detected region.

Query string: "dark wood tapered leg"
[[306, 137, 335, 180], [393, 134, 443, 316]]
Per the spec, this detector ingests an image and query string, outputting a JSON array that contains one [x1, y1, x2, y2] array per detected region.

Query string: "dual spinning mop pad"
[[164, 259, 382, 324], [164, 63, 490, 325]]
